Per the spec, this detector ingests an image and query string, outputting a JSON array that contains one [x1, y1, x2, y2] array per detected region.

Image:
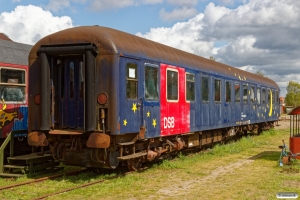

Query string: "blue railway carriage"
[[27, 26, 279, 170]]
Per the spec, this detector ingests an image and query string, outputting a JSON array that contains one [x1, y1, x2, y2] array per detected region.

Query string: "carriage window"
[[225, 81, 231, 103], [145, 65, 158, 100], [214, 79, 221, 102], [234, 82, 240, 102], [79, 62, 84, 99], [267, 89, 271, 104], [186, 73, 195, 102], [126, 63, 138, 99], [262, 88, 266, 103], [243, 84, 248, 104], [1, 68, 25, 84], [69, 62, 74, 99], [271, 90, 275, 105], [59, 61, 65, 99], [167, 69, 178, 101], [0, 68, 26, 102], [276, 91, 279, 105], [202, 76, 209, 102], [250, 86, 255, 104], [257, 87, 261, 104]]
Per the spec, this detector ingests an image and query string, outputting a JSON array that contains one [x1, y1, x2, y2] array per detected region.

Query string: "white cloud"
[[137, 14, 214, 57], [138, 0, 300, 95], [46, 0, 86, 12], [159, 7, 198, 22], [0, 5, 73, 44], [166, 0, 198, 7], [89, 0, 163, 11], [12, 0, 21, 3]]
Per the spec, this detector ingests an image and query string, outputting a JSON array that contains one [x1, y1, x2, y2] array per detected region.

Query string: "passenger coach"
[[28, 26, 280, 170]]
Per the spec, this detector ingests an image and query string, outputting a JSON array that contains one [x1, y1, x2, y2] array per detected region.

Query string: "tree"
[[285, 81, 300, 107], [255, 70, 265, 77]]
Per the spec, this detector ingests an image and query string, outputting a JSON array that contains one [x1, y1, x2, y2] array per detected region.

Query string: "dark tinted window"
[[225, 81, 231, 103], [167, 70, 178, 101], [145, 66, 159, 100], [214, 79, 221, 102], [243, 84, 248, 104], [257, 87, 261, 104], [126, 63, 138, 99], [202, 76, 209, 102], [186, 73, 195, 101], [235, 82, 240, 102], [250, 86, 255, 104]]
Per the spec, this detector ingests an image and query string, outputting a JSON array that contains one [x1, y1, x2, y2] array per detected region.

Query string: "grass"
[[1, 127, 299, 200]]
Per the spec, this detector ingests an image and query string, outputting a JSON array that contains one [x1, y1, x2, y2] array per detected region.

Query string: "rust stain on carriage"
[[86, 133, 110, 148], [27, 131, 49, 146], [29, 26, 277, 88]]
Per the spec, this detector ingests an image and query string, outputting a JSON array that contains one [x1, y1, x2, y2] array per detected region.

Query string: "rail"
[[0, 132, 14, 173]]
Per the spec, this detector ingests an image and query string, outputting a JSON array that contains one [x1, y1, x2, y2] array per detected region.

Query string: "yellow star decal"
[[152, 119, 157, 128], [132, 103, 137, 113], [147, 111, 150, 117], [123, 119, 127, 126]]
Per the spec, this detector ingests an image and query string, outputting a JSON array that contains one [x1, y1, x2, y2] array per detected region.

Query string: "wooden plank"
[[3, 165, 27, 170]]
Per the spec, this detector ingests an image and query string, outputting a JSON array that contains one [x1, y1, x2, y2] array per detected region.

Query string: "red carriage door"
[[160, 64, 190, 136]]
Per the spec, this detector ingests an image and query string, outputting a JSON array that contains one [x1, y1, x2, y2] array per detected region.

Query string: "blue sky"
[[0, 0, 299, 96]]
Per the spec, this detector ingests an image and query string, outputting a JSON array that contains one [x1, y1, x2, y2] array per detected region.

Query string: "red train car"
[[0, 33, 31, 156]]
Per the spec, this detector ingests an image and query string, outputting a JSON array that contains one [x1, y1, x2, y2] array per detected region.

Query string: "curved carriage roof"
[[0, 39, 32, 66], [29, 26, 278, 89]]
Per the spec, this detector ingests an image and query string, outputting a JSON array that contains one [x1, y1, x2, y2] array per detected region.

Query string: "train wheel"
[[109, 151, 120, 169], [127, 158, 141, 171]]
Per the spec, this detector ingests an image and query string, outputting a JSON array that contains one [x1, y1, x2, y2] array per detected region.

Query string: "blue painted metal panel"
[[12, 106, 28, 131], [119, 58, 142, 134], [143, 63, 160, 138]]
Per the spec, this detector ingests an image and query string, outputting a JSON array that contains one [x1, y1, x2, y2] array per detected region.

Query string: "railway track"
[[32, 167, 146, 200], [1, 167, 146, 199], [0, 168, 88, 191]]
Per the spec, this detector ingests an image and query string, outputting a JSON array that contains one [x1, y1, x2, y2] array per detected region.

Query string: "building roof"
[[0, 33, 12, 41], [0, 39, 32, 66], [288, 106, 300, 115]]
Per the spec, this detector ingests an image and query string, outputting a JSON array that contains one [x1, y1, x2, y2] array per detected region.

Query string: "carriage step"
[[118, 152, 147, 160], [0, 173, 24, 178], [3, 165, 27, 170]]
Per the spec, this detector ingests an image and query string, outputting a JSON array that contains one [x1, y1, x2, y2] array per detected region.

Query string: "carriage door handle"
[[137, 98, 142, 109]]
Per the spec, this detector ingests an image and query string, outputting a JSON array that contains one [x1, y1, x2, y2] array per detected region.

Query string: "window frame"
[[243, 83, 248, 104], [69, 61, 75, 99], [262, 88, 266, 104], [250, 85, 255, 104], [144, 63, 159, 101], [185, 72, 195, 102], [214, 78, 221, 103], [126, 62, 138, 100], [225, 80, 232, 103], [201, 76, 209, 103], [257, 87, 261, 105], [0, 67, 27, 104], [234, 82, 241, 103], [166, 68, 179, 102]]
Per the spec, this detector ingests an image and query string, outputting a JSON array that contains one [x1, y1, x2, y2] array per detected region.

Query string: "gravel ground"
[[275, 118, 290, 130]]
